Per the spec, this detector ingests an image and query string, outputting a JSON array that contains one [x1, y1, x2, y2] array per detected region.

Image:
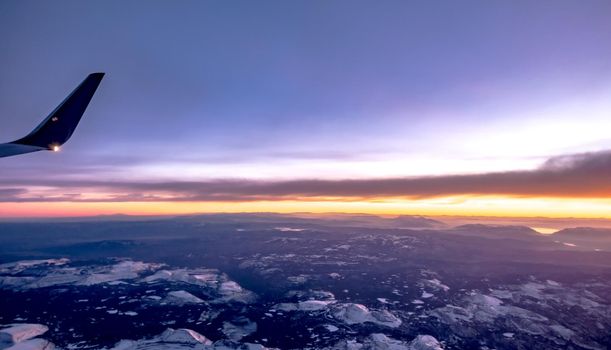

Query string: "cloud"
[[0, 188, 28, 201], [1, 150, 611, 203]]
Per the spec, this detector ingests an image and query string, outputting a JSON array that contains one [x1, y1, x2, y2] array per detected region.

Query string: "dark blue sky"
[[1, 1, 611, 215]]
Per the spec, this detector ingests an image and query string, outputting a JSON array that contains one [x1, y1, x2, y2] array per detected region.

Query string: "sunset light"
[[1, 2, 610, 348]]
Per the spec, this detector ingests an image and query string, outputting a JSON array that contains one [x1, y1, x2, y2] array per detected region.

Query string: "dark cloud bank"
[[1, 151, 611, 202]]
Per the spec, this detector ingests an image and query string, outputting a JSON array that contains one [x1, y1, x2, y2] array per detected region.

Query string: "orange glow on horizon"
[[2, 196, 611, 219]]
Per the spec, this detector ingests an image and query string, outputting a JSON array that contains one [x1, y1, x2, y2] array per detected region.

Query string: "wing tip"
[[88, 72, 106, 80]]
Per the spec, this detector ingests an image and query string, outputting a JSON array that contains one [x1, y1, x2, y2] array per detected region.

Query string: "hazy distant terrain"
[[1, 214, 610, 350]]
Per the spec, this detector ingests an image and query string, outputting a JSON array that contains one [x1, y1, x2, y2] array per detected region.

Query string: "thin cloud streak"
[[1, 151, 611, 203]]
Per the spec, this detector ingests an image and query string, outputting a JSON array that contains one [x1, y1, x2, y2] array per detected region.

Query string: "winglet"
[[11, 72, 105, 150]]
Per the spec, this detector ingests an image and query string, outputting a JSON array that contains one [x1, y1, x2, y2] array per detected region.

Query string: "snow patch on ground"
[[428, 288, 600, 347], [0, 259, 255, 305], [430, 292, 540, 325], [0, 260, 160, 289], [0, 259, 68, 274], [274, 227, 305, 232], [274, 290, 337, 312], [489, 281, 605, 316], [109, 327, 275, 350], [324, 325, 339, 333], [0, 324, 53, 350], [111, 328, 212, 349], [275, 299, 336, 312], [287, 275, 310, 285], [0, 324, 48, 344], [327, 333, 443, 350], [423, 279, 449, 292], [222, 317, 257, 341], [164, 290, 205, 305], [143, 269, 217, 286], [332, 303, 402, 328], [79, 261, 159, 286], [4, 338, 55, 350]]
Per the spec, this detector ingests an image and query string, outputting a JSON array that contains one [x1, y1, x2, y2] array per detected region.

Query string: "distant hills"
[[553, 227, 611, 239], [449, 224, 541, 240], [549, 227, 611, 250], [2, 212, 611, 251]]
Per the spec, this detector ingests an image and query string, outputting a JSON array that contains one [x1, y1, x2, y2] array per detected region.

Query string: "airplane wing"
[[0, 72, 105, 158]]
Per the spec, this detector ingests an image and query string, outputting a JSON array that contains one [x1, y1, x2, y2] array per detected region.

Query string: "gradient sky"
[[1, 0, 611, 218]]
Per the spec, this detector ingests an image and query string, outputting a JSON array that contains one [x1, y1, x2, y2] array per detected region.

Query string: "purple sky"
[[1, 1, 611, 209]]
